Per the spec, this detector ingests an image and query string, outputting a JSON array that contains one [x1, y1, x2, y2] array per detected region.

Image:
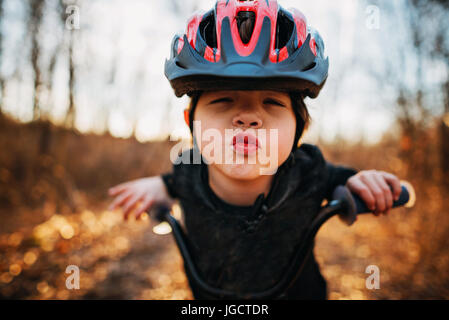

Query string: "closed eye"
[[263, 98, 286, 107], [208, 97, 233, 105]]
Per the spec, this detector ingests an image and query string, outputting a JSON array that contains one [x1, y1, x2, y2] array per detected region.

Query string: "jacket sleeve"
[[324, 162, 358, 201], [161, 172, 178, 199]]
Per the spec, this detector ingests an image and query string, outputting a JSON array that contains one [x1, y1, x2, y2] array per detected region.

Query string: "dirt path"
[[1, 201, 443, 300], [0, 202, 192, 300]]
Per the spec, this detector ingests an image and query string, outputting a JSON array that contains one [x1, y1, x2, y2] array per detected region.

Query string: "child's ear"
[[184, 109, 190, 127]]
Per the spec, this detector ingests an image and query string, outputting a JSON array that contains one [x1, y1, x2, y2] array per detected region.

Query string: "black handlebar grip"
[[151, 204, 172, 223], [353, 184, 413, 214], [334, 181, 415, 226]]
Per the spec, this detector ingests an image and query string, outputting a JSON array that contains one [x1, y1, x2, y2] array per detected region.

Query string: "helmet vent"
[[200, 11, 217, 48], [302, 62, 316, 72], [275, 10, 294, 49], [236, 11, 256, 44]]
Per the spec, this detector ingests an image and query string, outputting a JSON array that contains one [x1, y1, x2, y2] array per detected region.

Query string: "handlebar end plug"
[[332, 186, 358, 226], [152, 204, 171, 222]]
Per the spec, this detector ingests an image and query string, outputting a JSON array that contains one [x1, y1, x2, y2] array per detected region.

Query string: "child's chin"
[[220, 163, 263, 180]]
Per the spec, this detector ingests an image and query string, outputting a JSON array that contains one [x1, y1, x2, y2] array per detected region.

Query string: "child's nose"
[[232, 113, 262, 129]]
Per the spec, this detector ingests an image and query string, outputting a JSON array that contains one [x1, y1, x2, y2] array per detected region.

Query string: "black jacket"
[[162, 143, 358, 300]]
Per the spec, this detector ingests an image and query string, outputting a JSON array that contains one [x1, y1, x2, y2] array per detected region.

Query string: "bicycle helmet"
[[164, 0, 329, 99]]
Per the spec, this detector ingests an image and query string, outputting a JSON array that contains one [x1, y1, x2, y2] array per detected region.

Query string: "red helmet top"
[[166, 0, 328, 98]]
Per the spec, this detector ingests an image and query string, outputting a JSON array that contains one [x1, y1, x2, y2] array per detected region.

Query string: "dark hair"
[[291, 93, 311, 134], [236, 11, 256, 44]]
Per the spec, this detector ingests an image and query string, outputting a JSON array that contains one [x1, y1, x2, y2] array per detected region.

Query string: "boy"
[[108, 0, 401, 299]]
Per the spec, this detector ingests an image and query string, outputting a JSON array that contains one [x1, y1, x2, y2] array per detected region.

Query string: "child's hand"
[[108, 176, 174, 221], [346, 170, 402, 216]]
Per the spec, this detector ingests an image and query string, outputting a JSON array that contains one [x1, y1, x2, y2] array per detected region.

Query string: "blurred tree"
[[370, 0, 449, 178], [410, 0, 449, 180], [44, 0, 65, 116], [59, 0, 77, 128], [38, 0, 62, 154], [64, 23, 76, 128], [421, 0, 449, 180], [0, 0, 5, 112], [37, 0, 77, 153], [27, 0, 45, 121], [442, 80, 449, 182]]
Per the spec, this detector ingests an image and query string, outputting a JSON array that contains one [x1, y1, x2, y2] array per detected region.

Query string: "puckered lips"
[[232, 132, 260, 156]]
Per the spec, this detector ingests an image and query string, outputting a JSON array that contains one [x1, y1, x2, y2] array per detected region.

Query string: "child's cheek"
[[275, 126, 296, 160], [195, 121, 232, 164]]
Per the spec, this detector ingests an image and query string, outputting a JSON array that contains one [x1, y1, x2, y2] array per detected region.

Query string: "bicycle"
[[150, 182, 415, 300]]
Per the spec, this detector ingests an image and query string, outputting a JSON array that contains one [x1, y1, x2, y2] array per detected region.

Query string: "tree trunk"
[[31, 36, 42, 120], [65, 31, 76, 128], [28, 0, 45, 121], [441, 81, 449, 182], [0, 0, 4, 112], [0, 79, 4, 113]]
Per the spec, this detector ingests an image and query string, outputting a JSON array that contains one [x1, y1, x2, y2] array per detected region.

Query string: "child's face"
[[193, 90, 297, 179]]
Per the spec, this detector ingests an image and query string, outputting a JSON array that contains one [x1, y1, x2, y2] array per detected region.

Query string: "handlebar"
[[151, 181, 415, 300], [335, 181, 416, 226]]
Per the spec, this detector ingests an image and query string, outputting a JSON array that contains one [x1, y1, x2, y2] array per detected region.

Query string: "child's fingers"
[[108, 182, 133, 196], [123, 193, 144, 221], [360, 174, 387, 214], [348, 178, 376, 212], [135, 198, 155, 220], [381, 172, 402, 201], [108, 188, 122, 197], [373, 174, 393, 213], [108, 191, 132, 211]]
